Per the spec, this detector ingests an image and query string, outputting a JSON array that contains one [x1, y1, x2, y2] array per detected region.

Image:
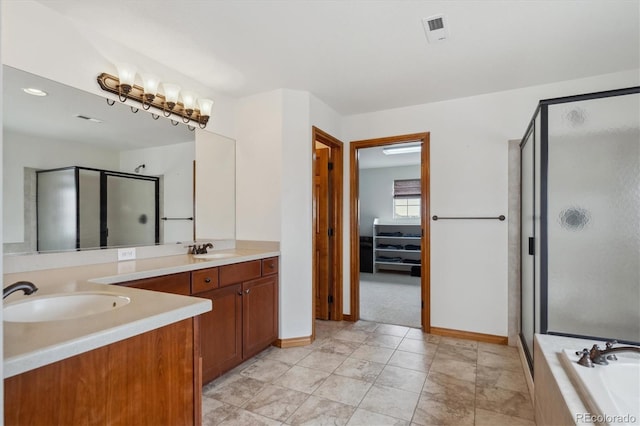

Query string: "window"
[[393, 179, 421, 218]]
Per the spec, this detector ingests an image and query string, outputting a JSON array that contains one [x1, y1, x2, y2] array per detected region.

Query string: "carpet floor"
[[359, 272, 421, 328]]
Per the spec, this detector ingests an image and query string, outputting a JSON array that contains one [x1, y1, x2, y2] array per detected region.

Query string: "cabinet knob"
[[204, 277, 211, 283], [245, 289, 251, 294], [237, 290, 243, 296], [268, 262, 274, 269]]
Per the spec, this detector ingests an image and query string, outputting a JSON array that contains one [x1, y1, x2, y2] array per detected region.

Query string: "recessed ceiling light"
[[22, 87, 48, 97], [383, 144, 422, 155]]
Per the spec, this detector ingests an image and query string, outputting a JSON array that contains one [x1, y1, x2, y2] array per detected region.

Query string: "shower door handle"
[[528, 237, 535, 255]]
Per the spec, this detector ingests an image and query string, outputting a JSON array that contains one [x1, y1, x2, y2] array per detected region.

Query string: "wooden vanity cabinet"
[[194, 257, 279, 383], [242, 274, 278, 360], [116, 257, 278, 385], [5, 318, 199, 425], [197, 284, 242, 382]]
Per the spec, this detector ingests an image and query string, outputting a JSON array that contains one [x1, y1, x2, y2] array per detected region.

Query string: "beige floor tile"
[[475, 407, 536, 425], [317, 338, 362, 355], [347, 408, 410, 426], [397, 338, 438, 356], [366, 333, 404, 349], [345, 320, 380, 333], [335, 329, 372, 343], [216, 408, 283, 426], [239, 358, 292, 382], [313, 374, 373, 406], [243, 384, 310, 422], [375, 324, 411, 337], [286, 395, 355, 425], [475, 386, 534, 421], [202, 396, 238, 426], [421, 371, 475, 404], [429, 357, 476, 382], [435, 344, 477, 364], [334, 357, 385, 382], [476, 364, 529, 394], [262, 346, 314, 365], [359, 384, 420, 421], [412, 396, 474, 425], [477, 350, 524, 372], [297, 350, 348, 372], [439, 337, 478, 350], [375, 365, 427, 393], [204, 375, 268, 407], [350, 344, 395, 364], [388, 350, 433, 373], [273, 365, 331, 394], [478, 342, 519, 358], [405, 329, 441, 344]]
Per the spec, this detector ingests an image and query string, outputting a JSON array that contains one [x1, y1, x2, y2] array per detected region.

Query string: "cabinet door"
[[242, 275, 278, 359], [199, 284, 242, 384]]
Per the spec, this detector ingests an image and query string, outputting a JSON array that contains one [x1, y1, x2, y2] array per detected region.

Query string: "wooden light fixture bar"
[[96, 73, 208, 127]]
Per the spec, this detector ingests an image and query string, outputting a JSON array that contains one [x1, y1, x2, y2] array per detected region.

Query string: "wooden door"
[[314, 147, 331, 319], [199, 284, 242, 383], [242, 275, 278, 359]]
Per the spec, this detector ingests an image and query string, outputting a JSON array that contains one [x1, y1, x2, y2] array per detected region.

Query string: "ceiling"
[[36, 0, 639, 116]]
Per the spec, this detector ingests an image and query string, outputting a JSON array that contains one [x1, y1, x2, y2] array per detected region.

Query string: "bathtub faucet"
[[576, 340, 640, 367]]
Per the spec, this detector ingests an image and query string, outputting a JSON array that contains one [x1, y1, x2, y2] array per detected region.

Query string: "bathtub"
[[561, 347, 640, 426]]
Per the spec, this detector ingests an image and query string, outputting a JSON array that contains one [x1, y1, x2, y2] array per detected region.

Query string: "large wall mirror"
[[3, 65, 235, 254]]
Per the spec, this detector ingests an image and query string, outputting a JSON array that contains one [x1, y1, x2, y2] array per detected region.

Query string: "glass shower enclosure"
[[37, 166, 159, 251], [520, 87, 640, 370]]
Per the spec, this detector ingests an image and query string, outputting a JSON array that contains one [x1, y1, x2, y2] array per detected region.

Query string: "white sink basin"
[[3, 292, 131, 323], [193, 252, 237, 260]]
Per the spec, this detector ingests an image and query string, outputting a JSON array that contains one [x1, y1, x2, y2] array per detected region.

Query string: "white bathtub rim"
[[561, 349, 640, 426]]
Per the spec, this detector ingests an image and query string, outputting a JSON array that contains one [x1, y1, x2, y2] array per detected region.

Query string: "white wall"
[[235, 90, 283, 242], [359, 165, 421, 236], [3, 130, 120, 244], [195, 132, 236, 241], [343, 69, 640, 336], [234, 90, 342, 339]]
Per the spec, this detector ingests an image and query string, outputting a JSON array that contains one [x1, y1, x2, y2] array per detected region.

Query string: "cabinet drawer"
[[219, 260, 261, 287], [192, 267, 219, 294], [261, 257, 278, 276], [118, 272, 191, 295]]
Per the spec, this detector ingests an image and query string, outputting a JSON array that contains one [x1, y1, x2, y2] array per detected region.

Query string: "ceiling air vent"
[[422, 14, 448, 43]]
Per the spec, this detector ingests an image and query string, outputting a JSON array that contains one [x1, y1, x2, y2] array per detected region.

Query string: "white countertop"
[[3, 248, 279, 378]]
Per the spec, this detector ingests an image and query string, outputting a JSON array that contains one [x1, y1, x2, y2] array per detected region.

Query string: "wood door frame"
[[349, 132, 431, 331], [312, 126, 344, 340]]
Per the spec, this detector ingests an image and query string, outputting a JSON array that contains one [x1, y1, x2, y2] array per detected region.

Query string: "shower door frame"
[[520, 86, 640, 370], [100, 170, 160, 248]]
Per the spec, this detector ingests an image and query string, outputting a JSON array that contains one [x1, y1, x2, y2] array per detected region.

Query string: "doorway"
[[312, 127, 344, 336], [349, 133, 431, 331]]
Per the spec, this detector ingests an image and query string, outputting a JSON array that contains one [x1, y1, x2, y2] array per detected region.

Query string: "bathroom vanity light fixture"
[[97, 66, 214, 129], [382, 144, 422, 155]]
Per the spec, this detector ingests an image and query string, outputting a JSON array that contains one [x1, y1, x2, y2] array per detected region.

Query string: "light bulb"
[[197, 98, 214, 116]]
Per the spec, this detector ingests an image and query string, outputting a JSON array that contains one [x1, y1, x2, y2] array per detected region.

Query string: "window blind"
[[393, 179, 421, 199]]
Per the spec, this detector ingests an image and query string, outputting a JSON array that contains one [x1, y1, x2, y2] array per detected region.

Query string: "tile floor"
[[202, 320, 535, 425]]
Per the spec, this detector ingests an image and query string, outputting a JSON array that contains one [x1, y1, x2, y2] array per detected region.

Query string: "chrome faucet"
[[3, 281, 38, 299], [189, 243, 214, 255], [576, 340, 640, 367]]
